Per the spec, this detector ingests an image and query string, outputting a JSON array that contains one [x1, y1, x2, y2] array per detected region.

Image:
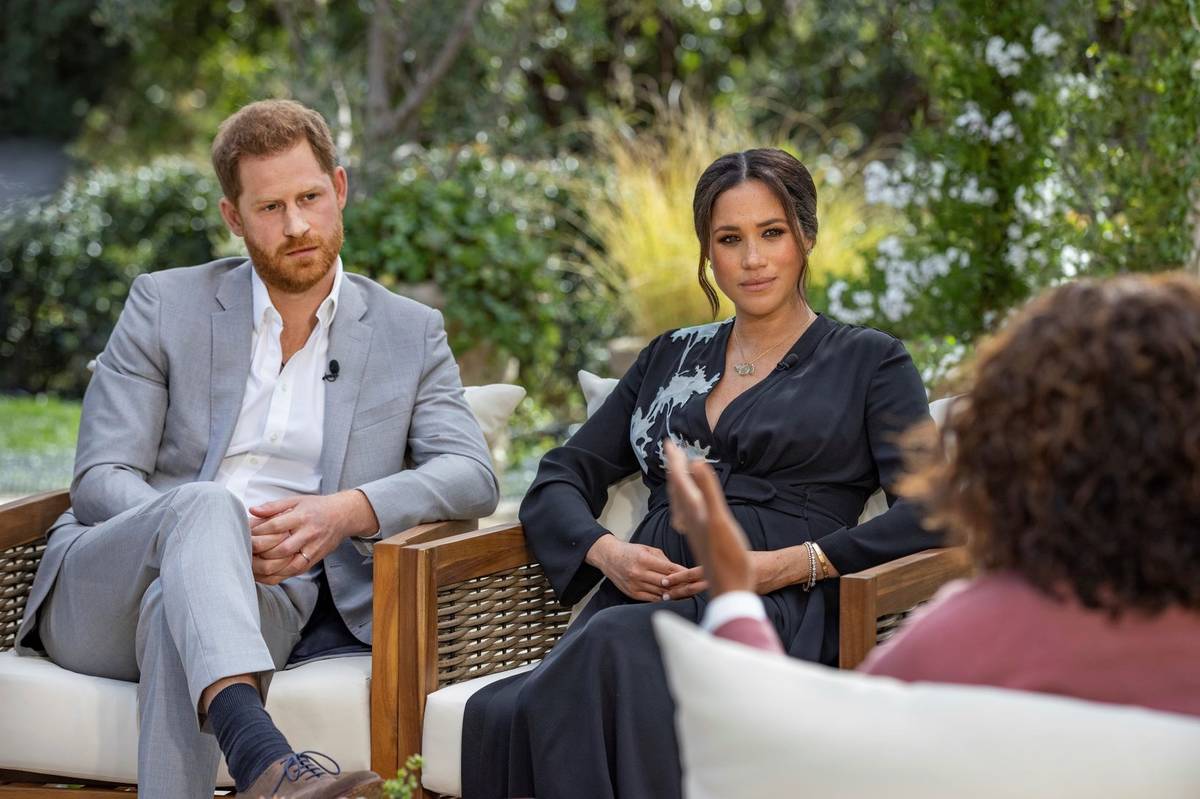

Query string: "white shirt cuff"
[[700, 590, 767, 633]]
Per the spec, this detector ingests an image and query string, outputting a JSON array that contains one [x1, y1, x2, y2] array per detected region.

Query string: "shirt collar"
[[250, 256, 344, 333]]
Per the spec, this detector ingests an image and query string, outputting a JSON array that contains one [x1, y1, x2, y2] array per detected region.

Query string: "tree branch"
[[366, 0, 394, 137], [384, 0, 487, 135]]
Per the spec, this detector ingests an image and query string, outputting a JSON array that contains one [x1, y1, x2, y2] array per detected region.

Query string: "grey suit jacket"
[[18, 257, 498, 651]]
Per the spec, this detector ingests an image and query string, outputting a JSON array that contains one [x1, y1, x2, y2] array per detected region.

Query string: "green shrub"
[[0, 157, 225, 395], [826, 0, 1200, 365], [342, 146, 618, 407]]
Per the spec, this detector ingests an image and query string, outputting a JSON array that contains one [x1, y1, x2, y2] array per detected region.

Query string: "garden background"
[[2, 0, 1199, 503]]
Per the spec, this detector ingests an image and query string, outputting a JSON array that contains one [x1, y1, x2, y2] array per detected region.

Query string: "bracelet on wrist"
[[802, 542, 818, 591]]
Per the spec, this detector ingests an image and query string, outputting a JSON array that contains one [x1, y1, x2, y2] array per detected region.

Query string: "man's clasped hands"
[[247, 489, 380, 584]]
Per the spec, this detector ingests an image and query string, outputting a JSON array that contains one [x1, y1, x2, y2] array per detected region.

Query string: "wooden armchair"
[[381, 520, 972, 798], [0, 489, 475, 796]]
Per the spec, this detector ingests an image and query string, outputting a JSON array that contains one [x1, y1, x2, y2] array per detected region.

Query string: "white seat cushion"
[[421, 664, 536, 796], [0, 650, 371, 785], [654, 612, 1200, 798]]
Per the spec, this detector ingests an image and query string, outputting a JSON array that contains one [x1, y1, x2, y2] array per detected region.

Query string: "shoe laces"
[[273, 750, 342, 794]]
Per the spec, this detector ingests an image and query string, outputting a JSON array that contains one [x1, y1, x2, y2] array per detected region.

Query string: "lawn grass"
[[0, 395, 82, 453]]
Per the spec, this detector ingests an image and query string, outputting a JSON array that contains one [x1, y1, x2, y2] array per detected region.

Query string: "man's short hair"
[[211, 99, 338, 202]]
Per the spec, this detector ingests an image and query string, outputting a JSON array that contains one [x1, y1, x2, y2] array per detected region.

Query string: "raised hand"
[[663, 440, 755, 597]]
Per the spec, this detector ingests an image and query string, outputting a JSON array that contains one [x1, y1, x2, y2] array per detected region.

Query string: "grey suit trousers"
[[37, 482, 319, 798]]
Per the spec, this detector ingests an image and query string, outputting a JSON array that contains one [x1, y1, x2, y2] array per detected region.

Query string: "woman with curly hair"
[[667, 273, 1200, 716]]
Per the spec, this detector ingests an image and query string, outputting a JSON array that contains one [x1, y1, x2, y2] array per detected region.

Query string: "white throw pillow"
[[858, 394, 958, 524], [653, 613, 1200, 799], [577, 370, 649, 544], [463, 383, 526, 450]]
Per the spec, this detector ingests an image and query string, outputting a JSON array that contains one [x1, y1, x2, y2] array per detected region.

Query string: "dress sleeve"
[[815, 337, 943, 574], [519, 340, 656, 606]]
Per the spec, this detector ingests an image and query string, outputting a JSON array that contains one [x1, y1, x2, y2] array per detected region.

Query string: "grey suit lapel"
[[200, 262, 253, 481], [320, 278, 372, 493]]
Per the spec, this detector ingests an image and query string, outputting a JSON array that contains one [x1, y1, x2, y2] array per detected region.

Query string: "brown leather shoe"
[[240, 751, 385, 798]]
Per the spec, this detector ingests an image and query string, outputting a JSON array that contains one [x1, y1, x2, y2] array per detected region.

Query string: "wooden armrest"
[[372, 520, 538, 778], [838, 546, 972, 670], [378, 518, 480, 548], [0, 490, 71, 551]]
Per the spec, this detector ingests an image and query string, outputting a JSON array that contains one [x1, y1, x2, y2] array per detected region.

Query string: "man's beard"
[[246, 216, 344, 295]]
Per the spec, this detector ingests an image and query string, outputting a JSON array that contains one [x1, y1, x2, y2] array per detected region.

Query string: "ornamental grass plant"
[[579, 101, 896, 339]]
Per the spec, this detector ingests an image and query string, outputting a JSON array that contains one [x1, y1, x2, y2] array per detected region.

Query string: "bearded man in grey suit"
[[15, 100, 499, 798]]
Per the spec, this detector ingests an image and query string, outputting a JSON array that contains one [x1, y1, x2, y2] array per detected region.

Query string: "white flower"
[[1015, 176, 1064, 223], [826, 280, 874, 324], [958, 176, 998, 206], [1013, 90, 1036, 108], [863, 160, 916, 208], [1031, 25, 1063, 57], [1005, 243, 1029, 271], [987, 111, 1020, 143], [877, 235, 905, 259], [954, 102, 988, 136], [985, 36, 1027, 77], [1060, 245, 1091, 277]]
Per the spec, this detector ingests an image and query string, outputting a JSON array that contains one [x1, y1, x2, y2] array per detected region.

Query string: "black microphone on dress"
[[775, 352, 801, 371], [323, 359, 340, 382]]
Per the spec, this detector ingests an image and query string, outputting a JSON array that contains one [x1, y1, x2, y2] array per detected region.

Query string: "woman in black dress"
[[462, 149, 939, 798]]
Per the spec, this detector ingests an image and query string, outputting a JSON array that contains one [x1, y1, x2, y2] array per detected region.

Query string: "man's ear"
[[333, 166, 348, 210], [219, 196, 245, 237]]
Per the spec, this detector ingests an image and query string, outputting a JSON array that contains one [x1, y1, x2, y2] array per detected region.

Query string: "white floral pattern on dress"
[[629, 320, 727, 472]]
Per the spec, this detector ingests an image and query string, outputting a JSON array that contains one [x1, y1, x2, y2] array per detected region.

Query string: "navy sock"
[[208, 682, 294, 791]]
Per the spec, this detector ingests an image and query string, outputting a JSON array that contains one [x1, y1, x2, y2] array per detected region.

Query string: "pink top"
[[861, 573, 1200, 718]]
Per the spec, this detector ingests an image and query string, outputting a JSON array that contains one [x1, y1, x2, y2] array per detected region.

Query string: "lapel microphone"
[[323, 359, 340, 382]]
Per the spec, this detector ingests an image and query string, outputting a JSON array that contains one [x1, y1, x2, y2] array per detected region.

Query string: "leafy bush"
[[342, 146, 618, 407], [827, 0, 1200, 374], [0, 158, 225, 395]]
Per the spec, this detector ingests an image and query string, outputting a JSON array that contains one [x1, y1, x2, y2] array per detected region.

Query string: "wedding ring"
[[299, 549, 312, 563]]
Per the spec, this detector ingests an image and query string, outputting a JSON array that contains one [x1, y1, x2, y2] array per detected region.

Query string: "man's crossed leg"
[[37, 482, 382, 798]]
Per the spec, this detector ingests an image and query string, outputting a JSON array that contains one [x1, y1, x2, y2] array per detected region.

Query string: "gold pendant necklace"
[[732, 327, 791, 377]]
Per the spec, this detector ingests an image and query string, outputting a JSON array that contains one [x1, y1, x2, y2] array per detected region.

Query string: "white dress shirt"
[[215, 258, 344, 512], [701, 590, 767, 633]]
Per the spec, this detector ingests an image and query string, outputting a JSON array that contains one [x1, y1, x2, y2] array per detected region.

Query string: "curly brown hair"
[[900, 273, 1200, 616]]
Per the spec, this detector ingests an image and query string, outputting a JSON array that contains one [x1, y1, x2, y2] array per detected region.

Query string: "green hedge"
[[1, 149, 618, 406], [0, 158, 225, 394], [343, 147, 618, 407]]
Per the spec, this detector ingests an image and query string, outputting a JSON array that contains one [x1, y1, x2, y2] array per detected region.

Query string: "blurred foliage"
[[824, 0, 1200, 391], [381, 754, 424, 799], [0, 158, 226, 394], [0, 0, 130, 140], [48, 0, 924, 167], [338, 146, 616, 408], [582, 101, 895, 337], [6, 0, 1200, 407], [0, 395, 82, 453], [74, 0, 293, 160], [1, 149, 616, 407]]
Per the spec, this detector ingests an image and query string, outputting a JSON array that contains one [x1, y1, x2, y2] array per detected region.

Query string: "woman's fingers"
[[665, 579, 709, 600], [661, 565, 704, 588]]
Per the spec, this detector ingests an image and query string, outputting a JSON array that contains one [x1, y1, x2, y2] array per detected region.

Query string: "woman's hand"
[[585, 534, 691, 603], [663, 440, 755, 597]]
